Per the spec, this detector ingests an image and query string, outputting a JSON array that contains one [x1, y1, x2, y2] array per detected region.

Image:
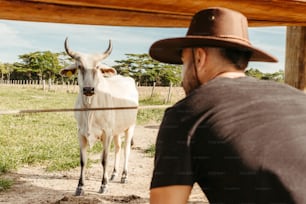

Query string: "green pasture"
[[0, 86, 163, 191]]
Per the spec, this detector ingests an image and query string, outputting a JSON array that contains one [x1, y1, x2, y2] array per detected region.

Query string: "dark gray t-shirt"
[[151, 77, 306, 203]]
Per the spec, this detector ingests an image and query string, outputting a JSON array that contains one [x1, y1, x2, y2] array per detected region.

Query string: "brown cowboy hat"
[[149, 7, 278, 64]]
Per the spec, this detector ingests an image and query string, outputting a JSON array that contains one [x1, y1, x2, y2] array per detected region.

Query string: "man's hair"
[[220, 48, 252, 70]]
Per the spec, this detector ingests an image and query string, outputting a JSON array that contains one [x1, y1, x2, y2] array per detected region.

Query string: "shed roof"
[[0, 0, 305, 27]]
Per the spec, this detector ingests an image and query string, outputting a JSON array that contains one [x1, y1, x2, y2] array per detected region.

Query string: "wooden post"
[[48, 78, 52, 91], [165, 82, 173, 103], [284, 26, 306, 90], [150, 82, 156, 98], [42, 80, 46, 91], [66, 81, 70, 93]]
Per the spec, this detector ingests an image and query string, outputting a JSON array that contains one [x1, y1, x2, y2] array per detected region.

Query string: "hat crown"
[[149, 7, 278, 64], [187, 7, 251, 45]]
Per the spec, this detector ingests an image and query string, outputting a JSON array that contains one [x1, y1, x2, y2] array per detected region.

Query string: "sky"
[[0, 19, 286, 73]]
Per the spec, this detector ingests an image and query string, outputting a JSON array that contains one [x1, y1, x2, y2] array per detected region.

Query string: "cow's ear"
[[99, 66, 117, 77], [59, 64, 77, 77]]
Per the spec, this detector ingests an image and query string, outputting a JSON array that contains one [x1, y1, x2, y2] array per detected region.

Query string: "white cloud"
[[0, 21, 32, 48]]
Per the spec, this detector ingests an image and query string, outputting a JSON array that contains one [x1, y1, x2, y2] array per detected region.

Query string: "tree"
[[0, 62, 15, 80], [113, 53, 181, 86], [17, 51, 63, 80], [245, 68, 264, 79], [245, 68, 284, 83], [0, 62, 5, 80], [261, 70, 284, 82]]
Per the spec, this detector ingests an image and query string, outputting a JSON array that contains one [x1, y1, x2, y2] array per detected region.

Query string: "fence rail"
[[0, 105, 171, 115]]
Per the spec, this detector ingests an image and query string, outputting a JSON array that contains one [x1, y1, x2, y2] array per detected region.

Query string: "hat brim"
[[149, 36, 278, 64]]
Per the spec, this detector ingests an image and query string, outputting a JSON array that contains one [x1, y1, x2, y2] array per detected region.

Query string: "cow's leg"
[[110, 134, 121, 181], [75, 136, 88, 196], [121, 124, 135, 183], [99, 130, 112, 194]]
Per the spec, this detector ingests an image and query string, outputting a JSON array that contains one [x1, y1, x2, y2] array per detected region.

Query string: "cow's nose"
[[83, 87, 95, 96]]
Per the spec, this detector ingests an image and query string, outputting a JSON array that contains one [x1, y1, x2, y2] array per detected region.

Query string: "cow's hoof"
[[121, 177, 127, 184], [74, 187, 84, 196], [98, 185, 107, 194], [110, 174, 116, 181]]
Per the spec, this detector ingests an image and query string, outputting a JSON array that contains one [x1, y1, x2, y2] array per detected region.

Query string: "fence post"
[[48, 79, 52, 91], [66, 81, 70, 92], [42, 80, 46, 91], [150, 82, 156, 98], [165, 82, 173, 103]]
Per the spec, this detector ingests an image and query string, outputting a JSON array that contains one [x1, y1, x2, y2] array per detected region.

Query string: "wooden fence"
[[0, 79, 185, 104]]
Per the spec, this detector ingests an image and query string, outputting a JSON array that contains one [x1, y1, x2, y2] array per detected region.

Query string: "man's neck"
[[215, 71, 246, 79]]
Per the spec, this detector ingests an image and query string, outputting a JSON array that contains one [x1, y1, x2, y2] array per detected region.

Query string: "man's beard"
[[182, 74, 201, 95]]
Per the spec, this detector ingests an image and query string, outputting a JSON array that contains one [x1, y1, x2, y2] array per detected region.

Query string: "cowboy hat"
[[149, 7, 278, 64]]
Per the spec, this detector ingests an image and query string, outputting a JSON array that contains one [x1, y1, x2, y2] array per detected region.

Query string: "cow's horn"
[[99, 39, 112, 60], [64, 37, 78, 59]]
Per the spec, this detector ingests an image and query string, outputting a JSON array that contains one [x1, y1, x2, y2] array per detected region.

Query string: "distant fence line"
[[0, 79, 185, 103], [0, 79, 78, 93]]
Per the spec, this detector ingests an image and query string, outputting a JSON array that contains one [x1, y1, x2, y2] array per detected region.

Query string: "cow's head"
[[60, 37, 117, 96]]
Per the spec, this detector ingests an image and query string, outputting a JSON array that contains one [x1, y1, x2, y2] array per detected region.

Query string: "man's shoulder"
[[201, 76, 302, 95]]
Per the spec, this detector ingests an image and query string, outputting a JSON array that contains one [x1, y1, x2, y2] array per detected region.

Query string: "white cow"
[[60, 38, 139, 196]]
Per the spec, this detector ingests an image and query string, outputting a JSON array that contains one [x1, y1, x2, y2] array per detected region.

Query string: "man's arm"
[[150, 185, 192, 204]]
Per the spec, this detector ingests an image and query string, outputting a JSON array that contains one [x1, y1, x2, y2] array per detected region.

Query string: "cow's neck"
[[82, 95, 93, 107]]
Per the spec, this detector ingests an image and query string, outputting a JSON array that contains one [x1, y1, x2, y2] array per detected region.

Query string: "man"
[[149, 7, 306, 204]]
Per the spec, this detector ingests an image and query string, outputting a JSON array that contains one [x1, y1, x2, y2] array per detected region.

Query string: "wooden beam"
[[284, 26, 306, 90], [0, 0, 305, 27], [0, 0, 191, 27]]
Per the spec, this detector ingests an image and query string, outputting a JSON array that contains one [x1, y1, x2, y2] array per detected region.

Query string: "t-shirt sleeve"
[[150, 108, 194, 189]]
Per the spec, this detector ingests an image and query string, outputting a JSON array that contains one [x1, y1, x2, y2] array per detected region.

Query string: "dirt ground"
[[0, 124, 207, 204]]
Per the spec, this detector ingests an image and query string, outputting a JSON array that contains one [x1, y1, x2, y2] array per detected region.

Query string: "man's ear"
[[195, 48, 207, 71]]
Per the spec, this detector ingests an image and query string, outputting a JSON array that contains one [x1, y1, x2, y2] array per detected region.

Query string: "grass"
[[0, 87, 80, 172], [137, 93, 169, 125], [137, 108, 165, 125], [0, 178, 13, 192], [144, 144, 156, 158], [0, 85, 166, 190]]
